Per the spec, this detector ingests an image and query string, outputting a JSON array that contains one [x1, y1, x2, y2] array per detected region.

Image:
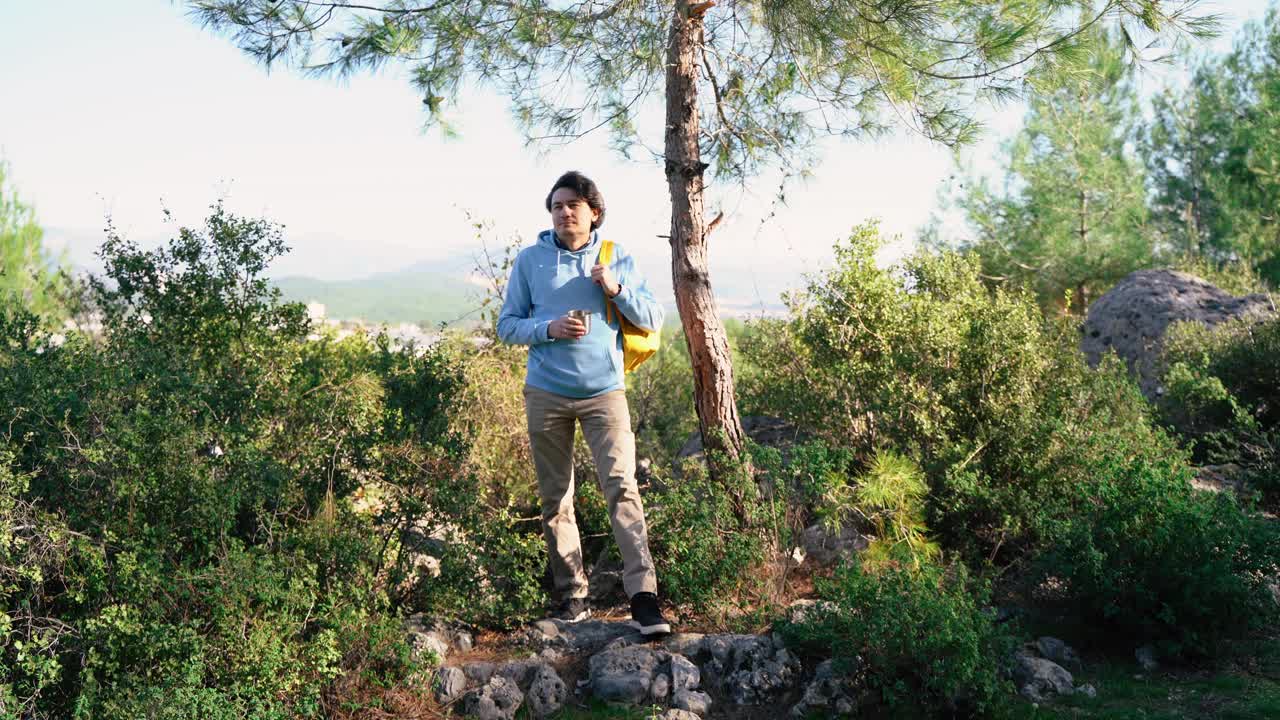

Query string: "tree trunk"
[[664, 0, 748, 479]]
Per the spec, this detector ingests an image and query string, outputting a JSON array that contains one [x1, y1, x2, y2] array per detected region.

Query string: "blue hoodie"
[[498, 230, 665, 398]]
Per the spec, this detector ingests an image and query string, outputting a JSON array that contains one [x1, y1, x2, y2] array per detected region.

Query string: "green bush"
[[1035, 452, 1280, 657], [0, 205, 485, 717], [743, 222, 1280, 656], [740, 222, 1165, 562], [647, 445, 783, 620], [1161, 315, 1280, 502], [780, 558, 1014, 717]]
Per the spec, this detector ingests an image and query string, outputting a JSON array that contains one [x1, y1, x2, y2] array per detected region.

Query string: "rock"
[[661, 711, 702, 720], [1077, 683, 1097, 699], [700, 634, 802, 705], [1191, 464, 1249, 496], [1019, 683, 1045, 704], [588, 645, 664, 705], [454, 630, 475, 653], [603, 636, 638, 652], [651, 673, 671, 701], [1013, 653, 1074, 699], [434, 666, 468, 705], [670, 654, 700, 692], [463, 661, 496, 686], [800, 522, 871, 565], [462, 675, 523, 720], [408, 630, 450, 665], [790, 659, 860, 718], [661, 633, 707, 657], [524, 664, 567, 717], [521, 619, 639, 654], [672, 689, 713, 715], [1080, 269, 1273, 400], [784, 599, 837, 626], [530, 619, 560, 639], [1135, 645, 1159, 672], [1035, 637, 1082, 670]]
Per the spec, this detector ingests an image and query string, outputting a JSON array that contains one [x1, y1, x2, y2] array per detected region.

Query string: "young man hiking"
[[497, 171, 671, 636]]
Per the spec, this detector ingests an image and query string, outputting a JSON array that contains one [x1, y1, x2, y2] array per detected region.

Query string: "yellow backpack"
[[600, 240, 661, 373]]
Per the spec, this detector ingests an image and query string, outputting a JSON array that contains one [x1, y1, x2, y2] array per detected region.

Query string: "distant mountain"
[[273, 266, 483, 327]]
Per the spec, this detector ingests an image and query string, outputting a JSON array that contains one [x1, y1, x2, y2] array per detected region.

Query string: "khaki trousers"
[[523, 384, 657, 600]]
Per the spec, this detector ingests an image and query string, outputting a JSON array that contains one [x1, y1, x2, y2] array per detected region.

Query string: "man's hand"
[[591, 263, 621, 298], [548, 315, 587, 340]]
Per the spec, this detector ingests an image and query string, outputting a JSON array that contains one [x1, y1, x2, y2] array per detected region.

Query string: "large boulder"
[[1013, 652, 1075, 703], [1081, 269, 1272, 399]]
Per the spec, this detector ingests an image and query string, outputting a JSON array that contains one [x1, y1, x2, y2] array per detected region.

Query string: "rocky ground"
[[404, 603, 1104, 720]]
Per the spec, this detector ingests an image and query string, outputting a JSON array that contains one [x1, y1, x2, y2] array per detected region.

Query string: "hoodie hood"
[[538, 229, 602, 275]]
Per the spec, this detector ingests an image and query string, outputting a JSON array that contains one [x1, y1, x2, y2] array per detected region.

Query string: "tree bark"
[[664, 0, 748, 479]]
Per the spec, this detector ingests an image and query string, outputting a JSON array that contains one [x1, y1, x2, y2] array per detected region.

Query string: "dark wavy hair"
[[545, 171, 606, 230]]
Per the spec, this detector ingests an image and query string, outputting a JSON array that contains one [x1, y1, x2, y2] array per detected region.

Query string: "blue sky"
[[0, 0, 1270, 310]]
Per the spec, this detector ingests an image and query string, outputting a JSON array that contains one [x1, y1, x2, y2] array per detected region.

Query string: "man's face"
[[550, 187, 600, 241]]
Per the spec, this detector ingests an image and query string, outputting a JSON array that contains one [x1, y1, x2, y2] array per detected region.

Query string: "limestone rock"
[[790, 659, 859, 718], [404, 618, 450, 665], [434, 666, 467, 705], [463, 661, 496, 686], [1013, 653, 1074, 700], [661, 711, 702, 720], [670, 654, 700, 693], [520, 618, 639, 654], [661, 633, 707, 657], [588, 645, 664, 705], [700, 634, 802, 705], [524, 664, 567, 717], [462, 675, 523, 720], [651, 673, 671, 701], [800, 522, 871, 566], [495, 659, 541, 690], [672, 689, 713, 715], [1081, 269, 1273, 399], [453, 629, 475, 653], [788, 661, 860, 712], [1035, 637, 1081, 671]]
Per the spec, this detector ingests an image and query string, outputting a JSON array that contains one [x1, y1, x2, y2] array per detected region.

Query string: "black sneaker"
[[551, 597, 591, 623], [629, 592, 671, 636]]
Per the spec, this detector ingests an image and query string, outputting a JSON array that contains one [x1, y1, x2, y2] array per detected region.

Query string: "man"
[[497, 170, 671, 635]]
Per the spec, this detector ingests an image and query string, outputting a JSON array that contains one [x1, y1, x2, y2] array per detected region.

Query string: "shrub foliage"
[[743, 222, 1280, 656]]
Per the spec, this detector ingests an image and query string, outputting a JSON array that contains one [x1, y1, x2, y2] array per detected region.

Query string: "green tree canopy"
[[0, 160, 67, 320], [929, 31, 1153, 311], [1144, 6, 1280, 285]]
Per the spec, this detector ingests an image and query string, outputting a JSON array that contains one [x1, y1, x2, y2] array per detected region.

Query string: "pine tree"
[[1145, 8, 1280, 285], [934, 31, 1153, 311]]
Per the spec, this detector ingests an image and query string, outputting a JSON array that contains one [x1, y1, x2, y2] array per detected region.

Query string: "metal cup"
[[567, 309, 591, 336]]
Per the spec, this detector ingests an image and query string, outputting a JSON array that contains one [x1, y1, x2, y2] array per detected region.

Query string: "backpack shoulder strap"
[[599, 240, 616, 324]]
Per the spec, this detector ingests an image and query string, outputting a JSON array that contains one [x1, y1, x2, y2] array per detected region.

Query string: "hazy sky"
[[0, 0, 1269, 309]]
